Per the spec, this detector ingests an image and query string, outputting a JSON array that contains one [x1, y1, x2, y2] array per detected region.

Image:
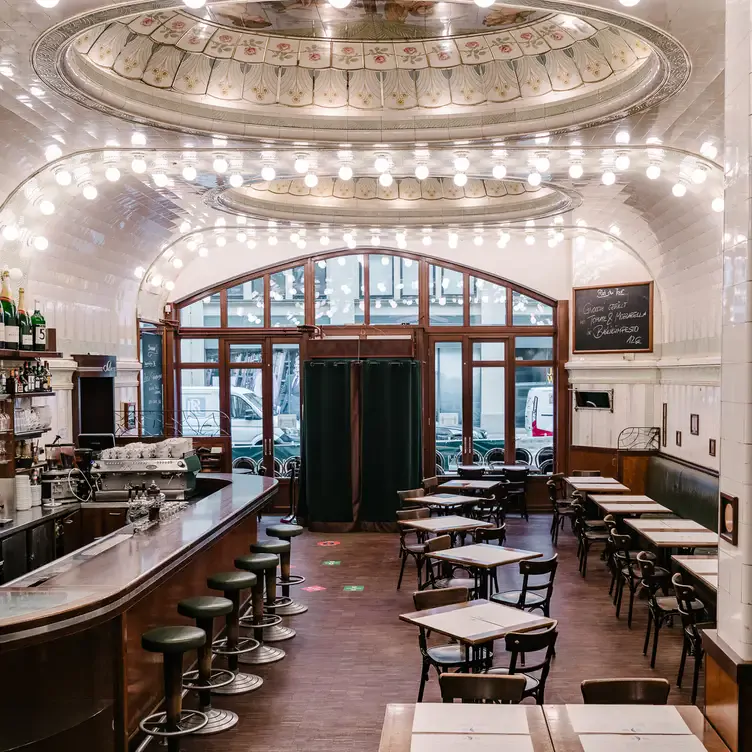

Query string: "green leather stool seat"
[[252, 539, 290, 555], [142, 625, 206, 654], [178, 596, 233, 620], [207, 571, 257, 591], [266, 523, 304, 539], [235, 552, 279, 572]]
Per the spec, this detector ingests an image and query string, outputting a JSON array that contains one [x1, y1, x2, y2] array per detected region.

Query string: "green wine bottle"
[[0, 272, 18, 351], [31, 299, 46, 352], [17, 288, 32, 351]]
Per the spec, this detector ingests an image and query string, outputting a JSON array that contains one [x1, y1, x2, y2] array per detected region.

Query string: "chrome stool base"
[[212, 635, 260, 656], [212, 671, 263, 695], [182, 668, 234, 692], [139, 709, 208, 738], [263, 623, 296, 642], [192, 708, 239, 735], [277, 574, 306, 587], [239, 643, 286, 665], [274, 600, 308, 616]]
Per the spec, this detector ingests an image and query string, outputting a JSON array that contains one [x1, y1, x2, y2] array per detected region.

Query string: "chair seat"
[[406, 543, 428, 555], [585, 520, 608, 529], [584, 531, 609, 541], [427, 644, 466, 666], [486, 667, 539, 691], [207, 570, 257, 591], [491, 590, 545, 608], [655, 595, 703, 613], [177, 596, 233, 620], [235, 552, 279, 572], [266, 523, 304, 539], [142, 626, 206, 654], [621, 565, 669, 580], [252, 539, 291, 555], [434, 577, 477, 590]]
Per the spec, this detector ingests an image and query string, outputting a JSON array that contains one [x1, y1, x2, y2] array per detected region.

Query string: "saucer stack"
[[15, 475, 32, 511]]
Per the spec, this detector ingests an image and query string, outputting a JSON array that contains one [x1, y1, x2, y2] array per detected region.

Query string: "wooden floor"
[[183, 513, 700, 752]]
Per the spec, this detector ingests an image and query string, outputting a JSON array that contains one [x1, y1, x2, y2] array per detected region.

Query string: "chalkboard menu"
[[573, 282, 653, 353], [140, 330, 164, 436]]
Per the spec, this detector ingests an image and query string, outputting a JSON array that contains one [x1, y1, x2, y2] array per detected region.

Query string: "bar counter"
[[0, 473, 277, 752]]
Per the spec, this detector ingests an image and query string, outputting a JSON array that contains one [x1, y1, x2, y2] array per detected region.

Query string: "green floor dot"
[[322, 560, 341, 566], [343, 585, 364, 592]]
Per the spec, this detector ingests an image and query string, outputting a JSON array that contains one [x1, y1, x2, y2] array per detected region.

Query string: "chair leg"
[[417, 661, 429, 702], [416, 557, 423, 590], [627, 584, 635, 629], [643, 610, 652, 655], [651, 619, 661, 669], [615, 579, 624, 619], [397, 551, 407, 591], [581, 544, 589, 578], [691, 649, 703, 705], [677, 638, 688, 688]]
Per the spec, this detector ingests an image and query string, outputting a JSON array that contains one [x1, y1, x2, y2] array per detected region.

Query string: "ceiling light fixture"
[[700, 141, 718, 160], [294, 155, 309, 174], [712, 197, 725, 213], [646, 163, 661, 180], [473, 233, 484, 247], [328, 0, 352, 8], [415, 164, 429, 181], [305, 172, 319, 188], [261, 165, 276, 182], [672, 181, 688, 197], [527, 171, 542, 187], [691, 166, 708, 184], [602, 170, 616, 186], [453, 172, 468, 187], [614, 153, 630, 170], [371, 234, 381, 245], [492, 164, 506, 180], [525, 234, 535, 246], [229, 173, 244, 188], [172, 258, 184, 269], [182, 165, 197, 181], [105, 166, 121, 182], [54, 168, 71, 186], [216, 236, 227, 247], [614, 129, 631, 144], [448, 231, 458, 248], [183, 0, 207, 8], [374, 155, 390, 173], [236, 232, 247, 243], [213, 156, 228, 174], [320, 234, 330, 245], [422, 234, 432, 246], [33, 236, 49, 251], [153, 173, 169, 188], [36, 0, 60, 8], [453, 154, 470, 172], [338, 164, 353, 181], [180, 221, 191, 233], [247, 238, 257, 249], [619, 0, 640, 5], [534, 154, 550, 172], [474, 0, 495, 8], [38, 199, 55, 216], [165, 281, 176, 291], [131, 132, 146, 147], [131, 156, 147, 174], [134, 267, 145, 279], [198, 246, 209, 256], [82, 183, 98, 200], [2, 225, 19, 241], [379, 172, 394, 187], [44, 144, 62, 161], [569, 163, 584, 179]]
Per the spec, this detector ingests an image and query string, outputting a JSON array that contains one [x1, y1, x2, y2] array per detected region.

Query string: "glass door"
[[270, 341, 301, 477], [432, 339, 464, 473], [469, 339, 511, 465], [227, 341, 269, 474]]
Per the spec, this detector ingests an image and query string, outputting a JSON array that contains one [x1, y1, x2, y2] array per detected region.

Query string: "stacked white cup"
[[15, 475, 32, 511]]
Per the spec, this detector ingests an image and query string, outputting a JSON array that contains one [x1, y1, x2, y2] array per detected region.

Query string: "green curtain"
[[301, 360, 353, 523], [359, 360, 422, 523]]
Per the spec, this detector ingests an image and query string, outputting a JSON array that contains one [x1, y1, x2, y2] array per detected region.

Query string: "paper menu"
[[410, 610, 483, 639], [411, 734, 534, 752], [566, 705, 691, 735], [578, 734, 706, 752], [412, 703, 530, 735]]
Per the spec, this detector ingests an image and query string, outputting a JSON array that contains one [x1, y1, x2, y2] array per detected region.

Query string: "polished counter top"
[[0, 473, 277, 644]]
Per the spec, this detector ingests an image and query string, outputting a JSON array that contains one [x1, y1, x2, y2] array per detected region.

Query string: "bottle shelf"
[[0, 349, 60, 360], [13, 391, 55, 398], [14, 430, 50, 440]]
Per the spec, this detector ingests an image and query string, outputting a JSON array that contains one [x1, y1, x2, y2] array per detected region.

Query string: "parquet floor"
[[183, 513, 699, 752]]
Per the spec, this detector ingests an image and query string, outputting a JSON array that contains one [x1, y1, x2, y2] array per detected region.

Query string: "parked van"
[[181, 385, 295, 444], [524, 386, 554, 437]]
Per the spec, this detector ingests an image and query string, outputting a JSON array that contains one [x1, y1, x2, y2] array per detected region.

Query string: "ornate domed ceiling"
[[213, 174, 579, 224], [34, 1, 687, 142]]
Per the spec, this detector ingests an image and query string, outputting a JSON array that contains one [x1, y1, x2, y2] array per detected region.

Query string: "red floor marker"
[[302, 585, 327, 592], [317, 540, 341, 547]]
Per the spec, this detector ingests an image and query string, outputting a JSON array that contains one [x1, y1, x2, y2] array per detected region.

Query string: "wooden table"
[[427, 543, 542, 598], [590, 494, 656, 504], [569, 481, 631, 494], [596, 502, 673, 515], [543, 704, 728, 752], [439, 479, 502, 495], [379, 703, 554, 752], [398, 514, 493, 535], [637, 530, 718, 549], [565, 476, 621, 484], [627, 518, 709, 532], [673, 554, 719, 592], [400, 598, 554, 658], [404, 493, 479, 511]]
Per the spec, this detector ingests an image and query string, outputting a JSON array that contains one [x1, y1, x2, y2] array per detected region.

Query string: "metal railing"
[[617, 426, 660, 451]]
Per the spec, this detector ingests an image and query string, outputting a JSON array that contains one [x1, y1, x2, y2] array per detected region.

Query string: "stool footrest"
[[212, 635, 260, 657], [239, 612, 282, 630], [183, 667, 235, 692], [139, 710, 208, 738], [277, 574, 306, 587], [265, 596, 293, 611]]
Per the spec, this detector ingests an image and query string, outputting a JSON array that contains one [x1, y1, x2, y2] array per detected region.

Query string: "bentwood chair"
[[581, 678, 671, 705], [502, 466, 529, 521], [611, 533, 653, 628], [458, 465, 485, 480], [491, 555, 558, 617], [396, 508, 430, 590], [472, 525, 507, 592], [572, 503, 609, 578], [440, 673, 526, 704], [422, 476, 440, 495], [673, 573, 715, 704], [412, 587, 482, 701], [425, 535, 478, 594], [548, 475, 575, 545], [398, 487, 425, 510], [488, 623, 559, 704]]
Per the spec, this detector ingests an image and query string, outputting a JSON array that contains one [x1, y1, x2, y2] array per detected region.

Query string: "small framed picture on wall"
[[675, 430, 682, 447], [690, 414, 699, 436], [721, 493, 739, 546], [709, 439, 717, 457], [662, 403, 667, 447]]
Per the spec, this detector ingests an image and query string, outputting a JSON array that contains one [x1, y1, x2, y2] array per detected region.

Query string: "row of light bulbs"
[[178, 0, 640, 10]]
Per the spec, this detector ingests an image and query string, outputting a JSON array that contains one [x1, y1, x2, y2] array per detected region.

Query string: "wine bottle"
[[1, 272, 18, 351], [17, 288, 32, 351], [31, 300, 46, 352]]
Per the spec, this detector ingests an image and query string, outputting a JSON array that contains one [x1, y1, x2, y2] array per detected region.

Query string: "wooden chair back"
[[440, 673, 526, 704], [581, 678, 670, 705]]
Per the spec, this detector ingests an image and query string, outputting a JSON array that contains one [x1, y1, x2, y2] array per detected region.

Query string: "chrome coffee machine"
[[89, 454, 201, 501]]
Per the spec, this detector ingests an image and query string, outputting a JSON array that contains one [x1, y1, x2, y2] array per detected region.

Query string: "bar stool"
[[235, 552, 286, 664], [207, 571, 263, 694], [139, 626, 208, 751], [266, 523, 308, 616], [177, 596, 238, 734], [251, 539, 296, 642]]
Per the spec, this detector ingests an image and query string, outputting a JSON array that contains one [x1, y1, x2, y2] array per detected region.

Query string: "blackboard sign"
[[140, 330, 164, 436], [573, 282, 653, 353]]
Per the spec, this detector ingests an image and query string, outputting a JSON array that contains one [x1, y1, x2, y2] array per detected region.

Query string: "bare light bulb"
[[328, 0, 352, 8], [44, 144, 62, 161], [132, 158, 147, 174], [454, 155, 470, 172], [691, 167, 707, 184], [535, 155, 550, 172], [294, 157, 309, 174], [646, 164, 661, 180], [415, 164, 429, 181], [216, 236, 227, 247], [105, 166, 121, 182], [672, 182, 687, 197], [39, 200, 55, 216], [83, 184, 98, 200], [172, 257, 184, 269], [473, 234, 484, 247], [183, 0, 207, 9], [2, 225, 19, 241], [338, 164, 353, 181], [492, 164, 506, 180], [525, 234, 535, 246], [36, 0, 60, 7], [182, 165, 197, 181], [527, 171, 542, 187], [453, 172, 468, 187], [213, 157, 228, 174], [700, 141, 718, 160], [165, 281, 176, 291], [261, 165, 276, 182], [153, 173, 168, 188], [304, 172, 319, 188], [198, 246, 209, 257], [374, 155, 390, 173], [55, 169, 71, 186], [602, 170, 616, 186], [379, 172, 393, 187], [712, 197, 725, 213], [268, 235, 278, 246], [131, 132, 146, 147], [229, 173, 244, 188], [34, 236, 49, 251], [474, 0, 495, 9], [614, 154, 630, 170], [569, 163, 583, 179], [615, 129, 631, 144]]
